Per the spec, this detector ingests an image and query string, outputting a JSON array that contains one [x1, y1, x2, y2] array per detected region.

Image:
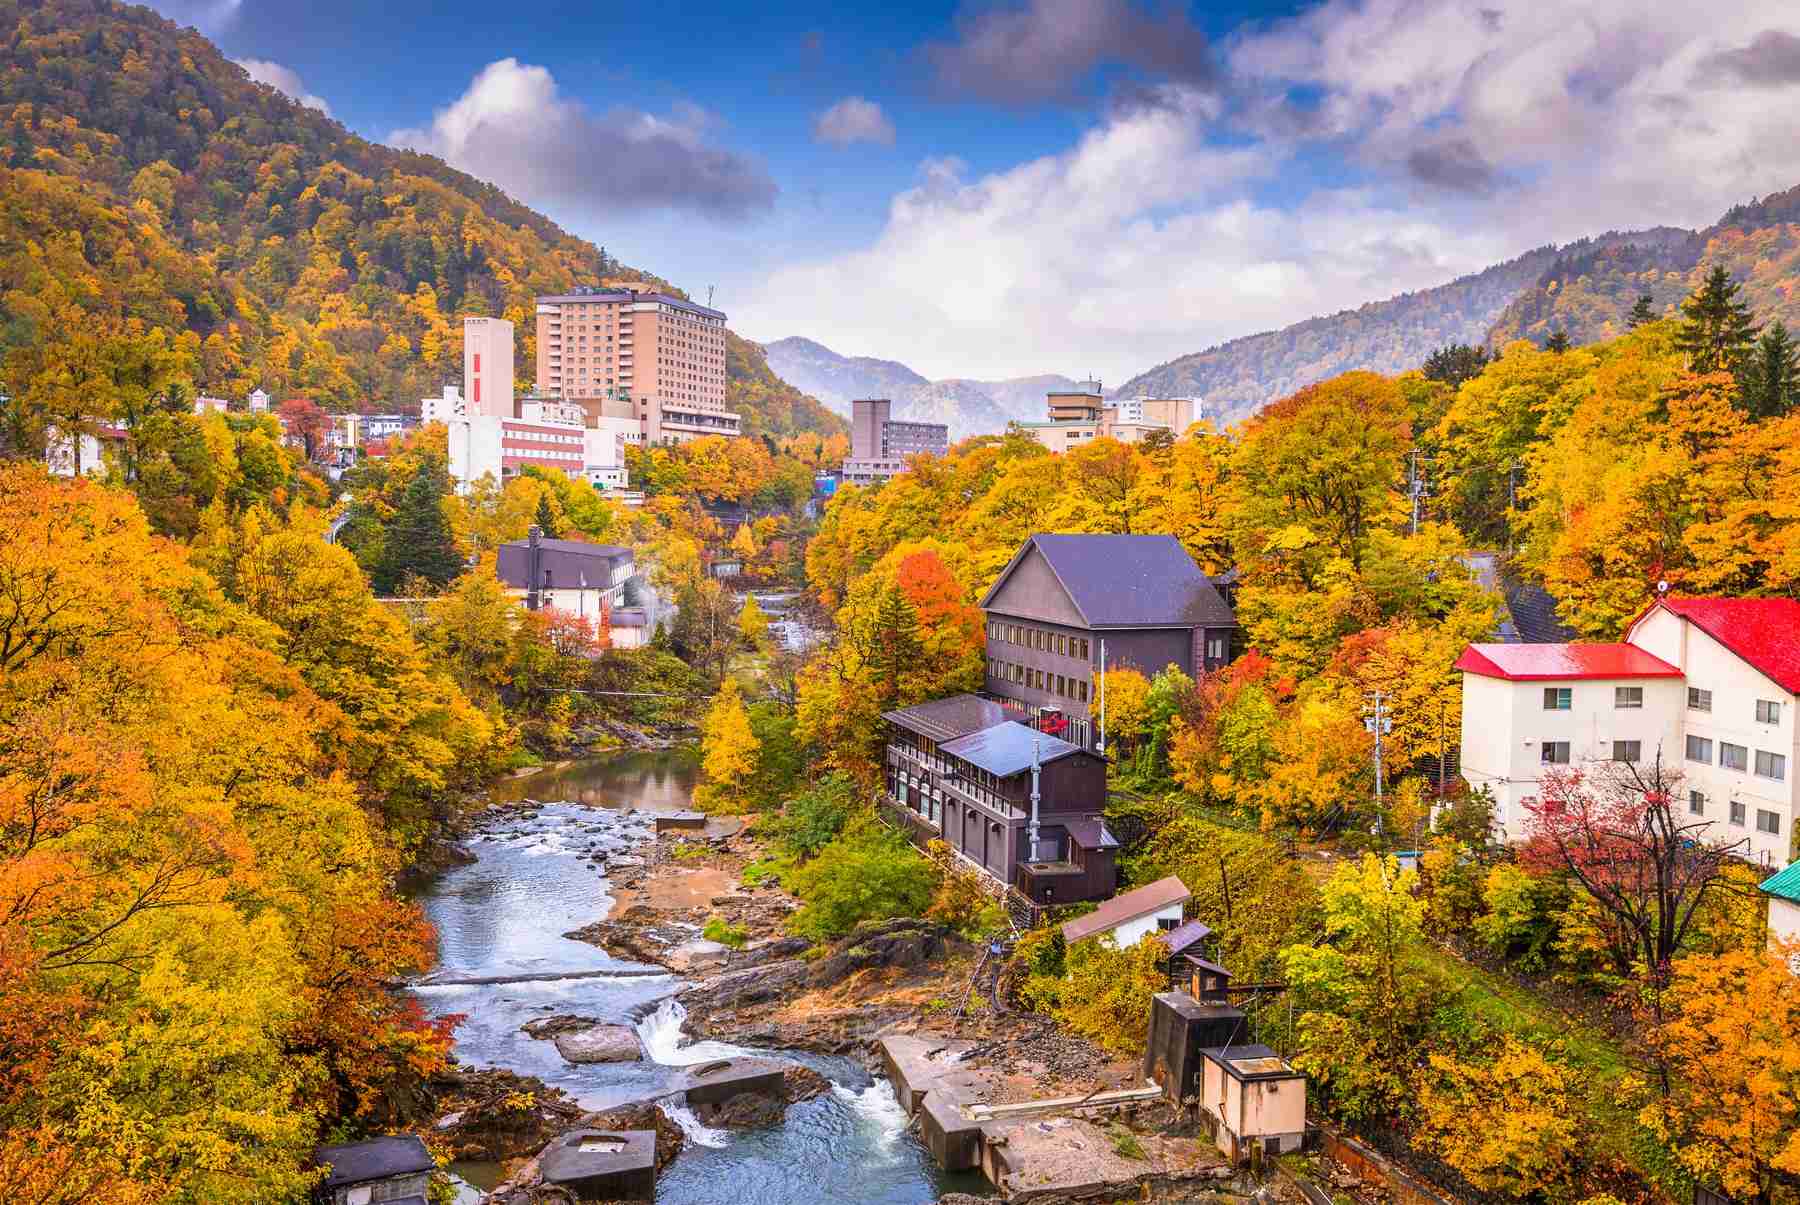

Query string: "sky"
[[151, 0, 1800, 384]]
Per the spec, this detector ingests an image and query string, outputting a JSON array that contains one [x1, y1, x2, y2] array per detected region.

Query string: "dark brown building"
[[882, 694, 1116, 905], [980, 534, 1237, 737]]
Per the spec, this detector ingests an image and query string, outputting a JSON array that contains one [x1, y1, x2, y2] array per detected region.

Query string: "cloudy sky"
[[155, 0, 1800, 382]]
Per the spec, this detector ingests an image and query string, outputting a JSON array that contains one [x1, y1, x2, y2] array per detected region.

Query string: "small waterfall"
[[831, 1080, 911, 1154], [635, 998, 754, 1066], [662, 1099, 732, 1149]]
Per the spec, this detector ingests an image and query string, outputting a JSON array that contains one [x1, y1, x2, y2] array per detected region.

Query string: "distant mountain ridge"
[[1119, 184, 1800, 425], [761, 336, 1085, 440]]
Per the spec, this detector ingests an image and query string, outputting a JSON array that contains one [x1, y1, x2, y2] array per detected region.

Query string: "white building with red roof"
[[1458, 595, 1800, 867]]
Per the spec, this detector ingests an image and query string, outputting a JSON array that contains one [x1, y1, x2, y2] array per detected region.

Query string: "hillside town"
[[8, 3, 1800, 1205]]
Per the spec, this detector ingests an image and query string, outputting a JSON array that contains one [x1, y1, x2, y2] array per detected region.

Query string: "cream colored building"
[[1016, 390, 1199, 452], [1458, 597, 1800, 869], [1198, 1045, 1307, 1161], [535, 283, 738, 444]]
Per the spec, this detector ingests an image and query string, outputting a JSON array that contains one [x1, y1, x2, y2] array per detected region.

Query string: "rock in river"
[[553, 1023, 645, 1065]]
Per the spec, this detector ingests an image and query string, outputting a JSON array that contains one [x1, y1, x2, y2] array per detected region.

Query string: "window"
[[1207, 634, 1227, 662], [1079, 681, 1089, 703], [1730, 800, 1747, 826], [1079, 638, 1090, 660], [1757, 809, 1782, 835], [1756, 750, 1787, 781], [1157, 916, 1181, 932], [1056, 675, 1067, 697], [1057, 634, 1067, 655], [1612, 740, 1641, 762], [1721, 742, 1749, 772], [1686, 735, 1713, 764], [1688, 687, 1713, 712], [1756, 699, 1782, 725], [1615, 686, 1643, 709], [1543, 687, 1572, 711], [1541, 741, 1570, 765], [1688, 790, 1706, 816]]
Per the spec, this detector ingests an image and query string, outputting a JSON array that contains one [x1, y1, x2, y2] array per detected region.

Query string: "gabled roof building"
[[1457, 593, 1800, 869], [980, 534, 1236, 745]]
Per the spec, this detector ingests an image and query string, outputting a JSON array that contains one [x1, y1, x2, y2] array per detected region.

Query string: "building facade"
[[882, 694, 1116, 904], [496, 532, 634, 623], [980, 534, 1237, 739], [535, 283, 738, 444], [841, 397, 949, 484], [1015, 390, 1199, 452], [424, 385, 631, 492], [1457, 596, 1800, 868], [463, 315, 515, 418]]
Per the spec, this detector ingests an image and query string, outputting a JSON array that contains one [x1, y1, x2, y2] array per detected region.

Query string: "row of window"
[[1686, 735, 1787, 780], [990, 659, 1091, 703], [1685, 789, 1784, 834], [990, 622, 1092, 661], [1544, 685, 1785, 725]]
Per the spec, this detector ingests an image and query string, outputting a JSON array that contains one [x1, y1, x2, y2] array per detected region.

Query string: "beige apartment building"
[[842, 397, 949, 483], [535, 283, 739, 444], [1017, 390, 1200, 452]]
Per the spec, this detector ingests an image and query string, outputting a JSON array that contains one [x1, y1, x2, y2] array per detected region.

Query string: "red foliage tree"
[[277, 397, 330, 461], [1522, 754, 1747, 983]]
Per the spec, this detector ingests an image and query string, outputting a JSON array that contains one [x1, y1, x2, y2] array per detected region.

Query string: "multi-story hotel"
[[1457, 595, 1800, 869], [841, 397, 949, 484], [1016, 390, 1200, 453], [462, 315, 515, 418], [535, 283, 739, 444]]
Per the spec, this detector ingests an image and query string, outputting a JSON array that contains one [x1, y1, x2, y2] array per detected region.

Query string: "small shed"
[[312, 1135, 433, 1205], [1060, 875, 1191, 949], [1197, 1044, 1307, 1163]]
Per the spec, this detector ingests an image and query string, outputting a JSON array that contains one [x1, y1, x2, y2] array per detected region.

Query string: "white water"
[[635, 998, 756, 1066], [831, 1080, 913, 1155]]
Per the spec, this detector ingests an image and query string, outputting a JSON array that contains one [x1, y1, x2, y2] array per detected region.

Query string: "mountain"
[[761, 336, 1084, 439], [1115, 247, 1570, 424], [1120, 185, 1800, 426], [0, 0, 840, 440], [1486, 187, 1800, 347]]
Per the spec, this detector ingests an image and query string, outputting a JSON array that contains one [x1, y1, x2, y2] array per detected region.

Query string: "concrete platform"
[[654, 812, 708, 834], [877, 1034, 981, 1115], [538, 1129, 656, 1201], [676, 1056, 790, 1107], [920, 1087, 987, 1172], [979, 1116, 1225, 1201]]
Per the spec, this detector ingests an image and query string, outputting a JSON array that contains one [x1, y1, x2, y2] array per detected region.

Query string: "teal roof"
[[1759, 861, 1800, 903]]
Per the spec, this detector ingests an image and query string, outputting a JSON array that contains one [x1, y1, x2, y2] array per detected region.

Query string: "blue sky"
[[155, 0, 1800, 382]]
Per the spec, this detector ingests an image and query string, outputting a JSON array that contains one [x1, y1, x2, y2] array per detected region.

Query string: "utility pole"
[[1363, 691, 1392, 839], [1506, 460, 1520, 555], [1406, 451, 1433, 535], [1097, 639, 1108, 755]]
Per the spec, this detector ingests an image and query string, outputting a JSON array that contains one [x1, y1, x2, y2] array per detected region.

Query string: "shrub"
[[764, 773, 857, 859], [1413, 1038, 1579, 1197], [1472, 863, 1561, 971], [702, 916, 748, 949], [785, 816, 937, 940], [924, 847, 1006, 936], [1052, 934, 1166, 1055]]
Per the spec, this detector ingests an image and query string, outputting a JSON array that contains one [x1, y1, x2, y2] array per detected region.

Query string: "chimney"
[[526, 525, 544, 611]]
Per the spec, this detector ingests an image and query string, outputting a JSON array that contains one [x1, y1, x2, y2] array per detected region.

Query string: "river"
[[410, 749, 980, 1203]]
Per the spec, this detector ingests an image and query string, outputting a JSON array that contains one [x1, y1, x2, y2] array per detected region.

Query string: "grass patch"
[[1107, 1123, 1146, 1161], [702, 916, 748, 949], [668, 840, 709, 862]]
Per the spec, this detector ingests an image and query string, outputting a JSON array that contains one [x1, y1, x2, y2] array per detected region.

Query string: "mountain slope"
[[761, 336, 1082, 439], [1487, 187, 1800, 346], [0, 0, 839, 438], [1115, 246, 1568, 423]]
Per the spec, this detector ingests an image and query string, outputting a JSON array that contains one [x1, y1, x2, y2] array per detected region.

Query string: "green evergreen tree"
[[1422, 343, 1491, 388], [1628, 293, 1657, 328], [534, 491, 560, 539], [373, 455, 463, 594], [1675, 265, 1759, 375], [1739, 320, 1800, 419], [866, 587, 923, 709], [1544, 329, 1571, 354]]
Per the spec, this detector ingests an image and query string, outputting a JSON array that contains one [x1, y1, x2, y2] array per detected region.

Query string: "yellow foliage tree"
[[697, 678, 760, 813], [1413, 1039, 1580, 1196]]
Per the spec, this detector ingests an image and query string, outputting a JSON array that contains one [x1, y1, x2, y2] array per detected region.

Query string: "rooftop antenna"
[[707, 285, 715, 307]]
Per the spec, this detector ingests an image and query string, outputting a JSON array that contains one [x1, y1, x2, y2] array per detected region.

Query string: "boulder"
[[553, 1024, 645, 1065], [521, 1014, 600, 1040]]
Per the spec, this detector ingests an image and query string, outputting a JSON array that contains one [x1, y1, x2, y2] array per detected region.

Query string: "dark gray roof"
[[1063, 818, 1119, 850], [940, 721, 1084, 777], [496, 538, 633, 591], [883, 694, 1007, 742], [1158, 918, 1214, 954], [982, 534, 1235, 629], [315, 1136, 434, 1186], [1502, 574, 1577, 644]]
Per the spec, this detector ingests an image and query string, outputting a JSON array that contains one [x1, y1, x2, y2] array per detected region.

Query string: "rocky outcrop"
[[552, 1024, 644, 1064], [801, 918, 951, 987], [428, 1065, 584, 1162], [519, 1014, 599, 1040], [583, 1101, 686, 1172], [687, 1064, 833, 1130]]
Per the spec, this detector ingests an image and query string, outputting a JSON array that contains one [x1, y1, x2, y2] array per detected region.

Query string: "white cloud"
[[391, 58, 774, 220], [235, 58, 332, 117], [743, 0, 1800, 382], [146, 0, 242, 36], [813, 96, 896, 148]]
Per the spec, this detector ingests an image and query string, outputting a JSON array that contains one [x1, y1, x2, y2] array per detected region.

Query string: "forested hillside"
[[0, 0, 839, 442], [1487, 186, 1800, 347]]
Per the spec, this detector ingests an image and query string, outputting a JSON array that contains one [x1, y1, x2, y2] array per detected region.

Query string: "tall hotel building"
[[535, 283, 740, 444]]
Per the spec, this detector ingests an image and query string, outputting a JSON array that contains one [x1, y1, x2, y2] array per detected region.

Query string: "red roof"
[[1634, 597, 1800, 695], [1455, 643, 1682, 681]]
